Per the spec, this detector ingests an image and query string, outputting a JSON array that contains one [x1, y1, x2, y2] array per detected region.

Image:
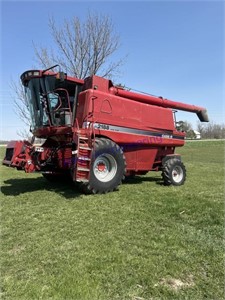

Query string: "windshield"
[[24, 75, 83, 130]]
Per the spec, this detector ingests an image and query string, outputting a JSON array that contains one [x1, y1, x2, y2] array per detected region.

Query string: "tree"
[[176, 120, 193, 133], [196, 121, 225, 139], [33, 12, 124, 79], [176, 120, 196, 139], [13, 12, 126, 134], [10, 78, 34, 140]]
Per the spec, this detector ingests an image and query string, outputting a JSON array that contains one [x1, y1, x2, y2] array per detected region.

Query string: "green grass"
[[0, 140, 224, 300]]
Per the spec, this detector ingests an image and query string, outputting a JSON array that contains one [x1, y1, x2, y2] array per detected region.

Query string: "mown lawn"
[[0, 140, 224, 300]]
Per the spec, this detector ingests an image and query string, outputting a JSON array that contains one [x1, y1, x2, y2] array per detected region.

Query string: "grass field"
[[0, 140, 224, 300]]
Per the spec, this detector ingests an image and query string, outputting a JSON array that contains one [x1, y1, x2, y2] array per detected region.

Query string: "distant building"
[[193, 130, 201, 139]]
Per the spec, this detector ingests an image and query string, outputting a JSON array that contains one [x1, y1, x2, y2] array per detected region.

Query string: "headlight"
[[21, 70, 40, 81]]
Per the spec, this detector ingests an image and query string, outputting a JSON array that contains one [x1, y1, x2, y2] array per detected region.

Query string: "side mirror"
[[56, 72, 67, 82]]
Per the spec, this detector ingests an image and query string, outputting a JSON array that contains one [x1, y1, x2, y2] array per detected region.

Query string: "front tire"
[[162, 158, 186, 186], [81, 138, 126, 194]]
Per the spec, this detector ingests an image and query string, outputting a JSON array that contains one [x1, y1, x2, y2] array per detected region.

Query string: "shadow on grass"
[[2, 175, 164, 199], [123, 175, 164, 185], [1, 177, 83, 199]]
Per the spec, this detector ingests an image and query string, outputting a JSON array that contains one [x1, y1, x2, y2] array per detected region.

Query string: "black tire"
[[162, 158, 186, 186], [81, 138, 126, 194]]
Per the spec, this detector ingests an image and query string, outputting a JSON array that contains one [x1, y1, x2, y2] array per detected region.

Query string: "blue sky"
[[0, 0, 224, 140]]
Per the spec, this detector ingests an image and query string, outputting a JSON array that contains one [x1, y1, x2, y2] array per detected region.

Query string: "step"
[[79, 136, 89, 140], [76, 178, 89, 183], [79, 146, 92, 150], [77, 167, 90, 172], [78, 157, 91, 161]]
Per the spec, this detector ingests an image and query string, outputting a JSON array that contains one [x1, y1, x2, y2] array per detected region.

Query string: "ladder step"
[[76, 178, 89, 183], [79, 146, 92, 150], [78, 157, 91, 161], [75, 132, 92, 182], [77, 167, 90, 172]]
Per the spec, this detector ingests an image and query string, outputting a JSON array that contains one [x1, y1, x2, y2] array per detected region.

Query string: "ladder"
[[74, 129, 93, 183]]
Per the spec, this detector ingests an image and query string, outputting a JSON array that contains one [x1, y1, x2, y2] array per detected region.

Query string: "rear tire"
[[162, 158, 186, 186], [81, 138, 126, 194]]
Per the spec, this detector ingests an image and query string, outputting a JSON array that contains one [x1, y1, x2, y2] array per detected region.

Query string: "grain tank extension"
[[3, 68, 209, 194]]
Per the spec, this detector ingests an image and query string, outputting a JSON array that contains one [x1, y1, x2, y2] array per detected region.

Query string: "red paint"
[[3, 70, 209, 181]]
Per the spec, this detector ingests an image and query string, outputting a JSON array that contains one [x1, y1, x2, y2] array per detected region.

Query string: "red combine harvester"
[[3, 67, 209, 193]]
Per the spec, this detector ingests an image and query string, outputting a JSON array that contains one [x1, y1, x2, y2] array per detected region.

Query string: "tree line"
[[176, 121, 225, 139], [197, 121, 225, 139]]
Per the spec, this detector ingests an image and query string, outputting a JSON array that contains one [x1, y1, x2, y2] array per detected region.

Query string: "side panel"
[[89, 90, 175, 131], [123, 147, 158, 171], [75, 88, 185, 172]]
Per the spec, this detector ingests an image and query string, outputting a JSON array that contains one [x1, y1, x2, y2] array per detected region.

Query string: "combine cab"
[[3, 67, 209, 193]]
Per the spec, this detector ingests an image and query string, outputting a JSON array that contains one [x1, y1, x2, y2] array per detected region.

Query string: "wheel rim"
[[172, 166, 184, 183], [93, 154, 117, 182]]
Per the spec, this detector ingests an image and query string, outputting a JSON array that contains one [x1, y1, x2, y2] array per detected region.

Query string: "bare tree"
[[11, 79, 30, 127], [33, 12, 124, 79], [197, 121, 225, 139], [10, 79, 34, 140], [196, 121, 204, 135], [12, 12, 126, 132]]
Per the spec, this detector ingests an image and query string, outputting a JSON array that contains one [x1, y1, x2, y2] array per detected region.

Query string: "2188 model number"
[[96, 123, 109, 130]]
